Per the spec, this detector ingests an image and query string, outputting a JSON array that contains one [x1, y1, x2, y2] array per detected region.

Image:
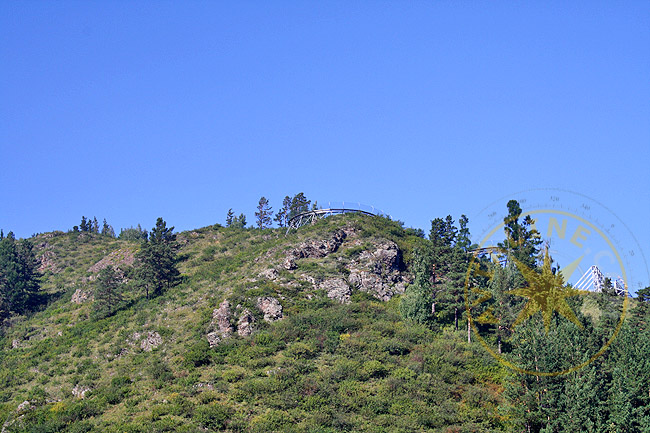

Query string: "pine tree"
[[236, 213, 247, 228], [403, 215, 472, 330], [226, 209, 234, 227], [92, 217, 99, 234], [288, 193, 310, 221], [101, 219, 115, 237], [456, 214, 471, 251], [400, 245, 434, 324], [134, 218, 180, 299], [500, 200, 542, 268], [274, 196, 291, 227], [93, 266, 124, 319], [0, 233, 40, 317], [80, 216, 88, 232], [255, 197, 273, 229]]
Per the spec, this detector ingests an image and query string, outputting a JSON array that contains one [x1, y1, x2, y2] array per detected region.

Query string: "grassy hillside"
[[0, 214, 507, 432]]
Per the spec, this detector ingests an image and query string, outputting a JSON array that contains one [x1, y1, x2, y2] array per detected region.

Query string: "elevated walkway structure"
[[285, 201, 389, 234], [470, 246, 509, 266], [574, 265, 627, 296], [470, 248, 627, 297]]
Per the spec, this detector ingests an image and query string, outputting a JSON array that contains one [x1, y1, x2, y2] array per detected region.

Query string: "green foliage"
[[92, 266, 124, 320], [274, 196, 291, 228], [401, 215, 471, 330], [101, 219, 115, 237], [0, 233, 41, 319], [225, 208, 234, 227], [184, 340, 212, 368], [118, 224, 148, 241], [255, 196, 273, 229], [288, 192, 310, 221], [226, 210, 247, 229], [499, 199, 542, 268], [134, 218, 180, 298], [400, 282, 433, 325], [194, 403, 232, 430], [147, 356, 174, 384], [2, 203, 647, 432]]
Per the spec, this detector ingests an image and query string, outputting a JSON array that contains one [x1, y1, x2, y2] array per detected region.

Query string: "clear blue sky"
[[2, 2, 648, 287]]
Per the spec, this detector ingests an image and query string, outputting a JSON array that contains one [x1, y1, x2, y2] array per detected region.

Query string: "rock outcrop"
[[257, 296, 283, 322], [237, 309, 256, 337], [206, 300, 234, 347], [88, 249, 135, 275], [258, 268, 279, 280], [16, 400, 32, 413], [126, 331, 163, 351], [283, 229, 347, 270], [71, 288, 92, 304], [346, 241, 406, 301], [319, 278, 352, 303], [72, 385, 91, 399], [38, 250, 60, 274], [140, 331, 162, 351]]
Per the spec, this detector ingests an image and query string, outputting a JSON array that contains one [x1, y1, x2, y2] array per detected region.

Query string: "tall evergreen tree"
[[0, 233, 41, 318], [288, 193, 310, 221], [226, 209, 234, 227], [401, 215, 472, 330], [134, 218, 180, 299], [456, 214, 471, 251], [274, 196, 291, 227], [499, 199, 542, 268], [92, 266, 124, 319], [400, 244, 434, 325], [101, 219, 115, 237], [255, 197, 273, 229]]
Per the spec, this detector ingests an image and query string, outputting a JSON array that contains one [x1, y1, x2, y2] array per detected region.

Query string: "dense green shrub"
[[184, 340, 211, 368], [194, 403, 232, 430]]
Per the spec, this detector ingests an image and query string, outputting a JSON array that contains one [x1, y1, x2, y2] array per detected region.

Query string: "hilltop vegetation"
[[0, 205, 649, 432]]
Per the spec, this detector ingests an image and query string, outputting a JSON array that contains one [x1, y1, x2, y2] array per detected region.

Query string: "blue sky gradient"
[[1, 2, 648, 287]]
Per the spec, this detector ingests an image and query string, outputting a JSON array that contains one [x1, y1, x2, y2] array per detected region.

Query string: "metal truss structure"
[[574, 265, 627, 296], [470, 248, 627, 297], [285, 202, 388, 234], [470, 246, 509, 266]]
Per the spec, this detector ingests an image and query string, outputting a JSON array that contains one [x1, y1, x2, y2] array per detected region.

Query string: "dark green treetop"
[[255, 197, 273, 229], [499, 199, 542, 268], [134, 218, 180, 299], [93, 266, 124, 319], [0, 233, 41, 319]]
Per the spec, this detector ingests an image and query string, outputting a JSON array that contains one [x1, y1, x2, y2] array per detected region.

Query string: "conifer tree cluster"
[[0, 232, 41, 321], [400, 213, 472, 330], [227, 192, 313, 229], [118, 224, 148, 241], [74, 216, 115, 237]]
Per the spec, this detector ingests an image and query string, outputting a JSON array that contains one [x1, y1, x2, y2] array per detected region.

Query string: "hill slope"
[[0, 214, 506, 432]]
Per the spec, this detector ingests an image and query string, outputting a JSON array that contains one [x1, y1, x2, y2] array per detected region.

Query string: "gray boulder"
[[319, 278, 352, 303], [257, 296, 283, 322]]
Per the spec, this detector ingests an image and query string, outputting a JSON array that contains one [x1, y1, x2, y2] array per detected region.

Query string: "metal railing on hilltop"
[[285, 201, 390, 234]]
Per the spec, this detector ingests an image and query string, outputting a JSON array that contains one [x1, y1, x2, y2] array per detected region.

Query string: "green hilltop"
[[0, 210, 649, 432]]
